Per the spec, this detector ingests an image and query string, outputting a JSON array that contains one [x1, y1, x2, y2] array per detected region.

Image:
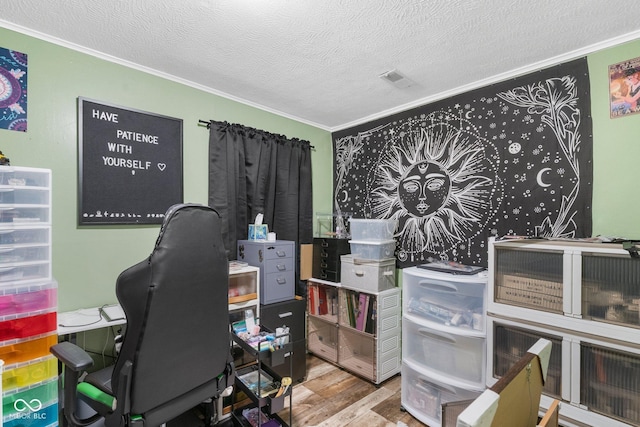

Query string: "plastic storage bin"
[[0, 282, 57, 316], [403, 319, 485, 388], [3, 401, 58, 427], [2, 356, 57, 392], [349, 218, 397, 241], [340, 255, 395, 292], [2, 378, 58, 421], [349, 239, 396, 260], [0, 334, 58, 366], [0, 312, 57, 341]]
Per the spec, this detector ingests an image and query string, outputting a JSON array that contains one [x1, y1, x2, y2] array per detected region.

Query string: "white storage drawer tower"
[[488, 237, 640, 427], [0, 166, 58, 427], [401, 265, 488, 427]]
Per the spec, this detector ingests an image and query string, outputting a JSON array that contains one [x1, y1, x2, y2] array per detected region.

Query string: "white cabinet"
[[401, 266, 487, 427], [488, 237, 640, 427], [307, 277, 401, 384]]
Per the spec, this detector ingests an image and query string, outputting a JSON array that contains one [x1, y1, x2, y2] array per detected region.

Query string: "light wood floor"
[[277, 354, 427, 427]]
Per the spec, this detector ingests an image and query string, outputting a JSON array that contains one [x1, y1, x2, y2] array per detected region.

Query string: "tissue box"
[[248, 224, 268, 240]]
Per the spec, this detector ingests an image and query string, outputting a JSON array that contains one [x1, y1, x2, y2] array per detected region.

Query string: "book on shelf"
[[365, 296, 377, 334], [318, 285, 328, 315], [355, 292, 368, 331]]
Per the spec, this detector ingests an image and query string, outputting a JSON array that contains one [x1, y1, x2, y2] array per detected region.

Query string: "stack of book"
[[308, 283, 338, 316], [343, 289, 377, 334]]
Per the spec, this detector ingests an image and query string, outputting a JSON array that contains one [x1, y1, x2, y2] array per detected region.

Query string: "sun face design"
[[399, 161, 451, 217], [371, 111, 502, 263]]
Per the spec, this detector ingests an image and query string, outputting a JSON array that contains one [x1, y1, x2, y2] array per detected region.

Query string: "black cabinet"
[[260, 298, 307, 383], [312, 237, 350, 282]]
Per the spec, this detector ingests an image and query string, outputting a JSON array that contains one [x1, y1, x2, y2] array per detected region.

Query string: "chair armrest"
[[51, 341, 95, 371]]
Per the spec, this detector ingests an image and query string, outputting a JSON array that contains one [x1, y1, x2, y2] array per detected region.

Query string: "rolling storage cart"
[[488, 237, 640, 426], [401, 265, 488, 427], [231, 327, 293, 427]]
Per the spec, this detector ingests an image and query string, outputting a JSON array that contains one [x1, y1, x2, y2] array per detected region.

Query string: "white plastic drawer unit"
[[403, 319, 485, 389], [401, 360, 482, 427], [403, 266, 487, 332]]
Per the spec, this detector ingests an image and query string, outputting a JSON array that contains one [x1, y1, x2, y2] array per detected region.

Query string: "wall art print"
[[332, 58, 593, 268], [609, 55, 640, 118], [0, 47, 27, 132]]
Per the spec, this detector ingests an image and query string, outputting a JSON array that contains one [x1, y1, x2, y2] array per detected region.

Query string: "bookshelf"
[[307, 277, 401, 384]]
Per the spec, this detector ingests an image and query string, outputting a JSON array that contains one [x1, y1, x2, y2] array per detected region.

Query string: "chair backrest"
[[112, 204, 230, 416]]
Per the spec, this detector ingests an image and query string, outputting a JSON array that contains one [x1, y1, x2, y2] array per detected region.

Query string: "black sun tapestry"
[[332, 58, 593, 268]]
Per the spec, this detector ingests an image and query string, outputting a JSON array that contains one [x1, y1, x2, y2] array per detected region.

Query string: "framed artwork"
[[78, 97, 183, 225], [609, 56, 640, 118]]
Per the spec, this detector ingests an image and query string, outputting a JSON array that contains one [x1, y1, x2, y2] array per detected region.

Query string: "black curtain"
[[208, 120, 313, 262]]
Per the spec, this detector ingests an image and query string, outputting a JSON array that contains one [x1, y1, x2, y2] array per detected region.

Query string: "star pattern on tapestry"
[[333, 59, 592, 268]]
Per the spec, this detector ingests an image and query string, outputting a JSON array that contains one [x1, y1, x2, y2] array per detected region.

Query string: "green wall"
[[2, 25, 639, 312], [588, 38, 640, 237], [0, 26, 333, 311]]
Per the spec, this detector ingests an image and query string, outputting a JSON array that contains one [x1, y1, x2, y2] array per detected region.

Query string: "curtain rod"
[[198, 119, 315, 150]]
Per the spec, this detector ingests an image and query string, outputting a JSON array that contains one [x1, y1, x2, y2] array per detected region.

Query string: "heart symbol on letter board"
[[157, 163, 166, 171]]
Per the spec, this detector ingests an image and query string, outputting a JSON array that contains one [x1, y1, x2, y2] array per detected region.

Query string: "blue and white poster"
[[0, 46, 28, 132], [332, 58, 593, 268]]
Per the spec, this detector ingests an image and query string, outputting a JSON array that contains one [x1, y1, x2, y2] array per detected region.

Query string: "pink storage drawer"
[[0, 282, 56, 316]]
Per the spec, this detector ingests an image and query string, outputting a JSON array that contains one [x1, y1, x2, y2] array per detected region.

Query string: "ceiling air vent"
[[379, 69, 414, 88]]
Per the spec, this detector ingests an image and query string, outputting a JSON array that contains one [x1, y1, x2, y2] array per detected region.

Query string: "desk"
[[58, 305, 126, 336]]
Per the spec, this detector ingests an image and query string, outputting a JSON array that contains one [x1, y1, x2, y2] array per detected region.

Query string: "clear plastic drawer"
[[307, 316, 338, 363], [401, 362, 482, 426], [0, 207, 49, 224], [403, 319, 485, 388], [0, 245, 49, 265], [338, 327, 375, 381], [0, 263, 50, 284], [0, 168, 50, 188], [403, 267, 486, 332], [0, 227, 49, 245], [0, 187, 49, 205]]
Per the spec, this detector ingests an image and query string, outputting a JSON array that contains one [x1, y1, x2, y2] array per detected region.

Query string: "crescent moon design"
[[537, 168, 552, 187], [341, 190, 349, 203]]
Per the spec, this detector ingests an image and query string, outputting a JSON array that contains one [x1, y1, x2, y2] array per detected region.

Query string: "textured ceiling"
[[2, 0, 640, 130]]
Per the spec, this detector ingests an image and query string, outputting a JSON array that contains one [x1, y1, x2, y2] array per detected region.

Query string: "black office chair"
[[52, 204, 235, 427]]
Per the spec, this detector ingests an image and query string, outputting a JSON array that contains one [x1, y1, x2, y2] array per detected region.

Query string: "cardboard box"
[[300, 244, 313, 280]]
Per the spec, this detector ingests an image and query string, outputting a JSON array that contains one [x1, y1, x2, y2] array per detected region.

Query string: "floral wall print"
[[0, 47, 28, 132]]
